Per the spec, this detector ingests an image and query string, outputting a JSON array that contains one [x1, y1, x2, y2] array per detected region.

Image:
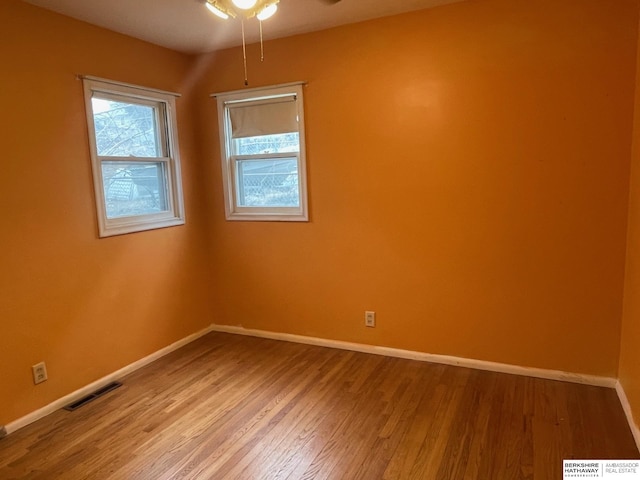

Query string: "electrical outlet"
[[365, 311, 376, 328], [32, 362, 48, 385]]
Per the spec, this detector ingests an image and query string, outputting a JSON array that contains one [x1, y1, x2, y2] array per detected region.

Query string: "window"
[[83, 77, 185, 237], [215, 83, 308, 221]]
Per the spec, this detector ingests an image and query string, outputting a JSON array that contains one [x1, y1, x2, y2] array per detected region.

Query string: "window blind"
[[228, 96, 298, 139]]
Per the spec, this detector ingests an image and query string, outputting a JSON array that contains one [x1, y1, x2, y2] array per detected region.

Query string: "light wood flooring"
[[1, 332, 638, 479]]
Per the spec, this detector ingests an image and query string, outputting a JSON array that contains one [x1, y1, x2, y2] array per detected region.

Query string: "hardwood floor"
[[1, 332, 638, 479]]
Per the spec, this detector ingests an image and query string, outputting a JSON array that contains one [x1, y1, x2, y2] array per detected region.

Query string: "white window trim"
[[83, 77, 185, 237], [214, 83, 309, 222]]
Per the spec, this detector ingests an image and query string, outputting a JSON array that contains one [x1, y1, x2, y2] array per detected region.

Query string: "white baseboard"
[[4, 322, 624, 439], [4, 324, 216, 436], [210, 324, 617, 388], [616, 381, 640, 452]]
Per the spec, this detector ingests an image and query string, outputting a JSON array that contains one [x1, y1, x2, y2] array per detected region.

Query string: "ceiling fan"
[[203, 0, 342, 85], [204, 0, 341, 21]]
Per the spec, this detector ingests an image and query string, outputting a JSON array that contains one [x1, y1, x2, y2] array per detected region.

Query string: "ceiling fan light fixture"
[[231, 0, 258, 10], [205, 1, 230, 19], [257, 2, 278, 21]]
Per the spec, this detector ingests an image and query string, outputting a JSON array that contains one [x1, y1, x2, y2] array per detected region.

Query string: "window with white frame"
[[83, 77, 185, 237], [215, 83, 308, 221]]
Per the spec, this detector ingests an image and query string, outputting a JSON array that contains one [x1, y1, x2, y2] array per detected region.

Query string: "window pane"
[[236, 158, 299, 207], [92, 98, 160, 157], [102, 162, 167, 218], [233, 133, 299, 155]]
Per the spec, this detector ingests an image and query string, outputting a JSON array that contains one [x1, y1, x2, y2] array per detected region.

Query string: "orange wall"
[[0, 1, 213, 425], [620, 10, 640, 441], [3, 0, 640, 429], [195, 0, 638, 377]]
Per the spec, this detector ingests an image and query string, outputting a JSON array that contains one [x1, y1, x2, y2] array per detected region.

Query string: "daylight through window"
[[83, 77, 185, 237], [215, 83, 308, 221]]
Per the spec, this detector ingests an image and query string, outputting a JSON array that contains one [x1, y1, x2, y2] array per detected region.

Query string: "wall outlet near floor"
[[32, 362, 48, 385], [365, 311, 376, 328]]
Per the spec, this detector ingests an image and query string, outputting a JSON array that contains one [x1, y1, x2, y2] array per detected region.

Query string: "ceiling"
[[22, 0, 464, 54]]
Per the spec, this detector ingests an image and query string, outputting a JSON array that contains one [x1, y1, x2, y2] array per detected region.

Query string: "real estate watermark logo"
[[564, 460, 640, 479]]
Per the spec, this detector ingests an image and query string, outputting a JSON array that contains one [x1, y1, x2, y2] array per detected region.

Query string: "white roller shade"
[[228, 96, 298, 139]]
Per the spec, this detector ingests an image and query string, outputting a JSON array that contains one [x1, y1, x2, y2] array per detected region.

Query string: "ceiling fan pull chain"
[[259, 20, 264, 62], [241, 19, 249, 85]]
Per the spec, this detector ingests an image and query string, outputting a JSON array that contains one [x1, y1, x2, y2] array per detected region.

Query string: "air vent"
[[63, 381, 122, 412]]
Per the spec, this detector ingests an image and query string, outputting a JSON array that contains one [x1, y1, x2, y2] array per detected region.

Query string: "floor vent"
[[63, 381, 122, 412]]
